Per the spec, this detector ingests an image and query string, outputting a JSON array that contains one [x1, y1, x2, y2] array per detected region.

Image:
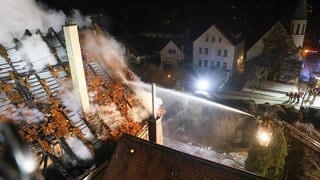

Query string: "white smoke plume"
[[83, 33, 129, 80], [18, 33, 57, 72], [70, 9, 92, 27], [65, 135, 93, 160], [83, 33, 164, 123], [0, 0, 66, 44], [0, 0, 92, 45], [58, 79, 82, 113], [3, 104, 44, 123]]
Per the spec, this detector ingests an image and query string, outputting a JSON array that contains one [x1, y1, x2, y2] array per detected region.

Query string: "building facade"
[[123, 38, 184, 66], [160, 40, 184, 66], [193, 25, 245, 76]]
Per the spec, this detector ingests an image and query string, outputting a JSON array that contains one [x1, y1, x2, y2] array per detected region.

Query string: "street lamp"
[[254, 116, 272, 147], [196, 79, 209, 91], [256, 126, 272, 146]]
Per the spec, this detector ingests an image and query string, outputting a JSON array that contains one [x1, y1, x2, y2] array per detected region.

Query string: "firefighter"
[[292, 92, 297, 102], [296, 92, 301, 103], [289, 92, 293, 101], [286, 92, 290, 100], [312, 88, 317, 102]]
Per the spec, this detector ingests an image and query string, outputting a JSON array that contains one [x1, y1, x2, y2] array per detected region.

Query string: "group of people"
[[286, 88, 319, 104], [286, 91, 304, 103]]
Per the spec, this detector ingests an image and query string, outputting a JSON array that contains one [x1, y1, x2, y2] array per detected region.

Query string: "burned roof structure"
[[0, 21, 266, 179], [0, 22, 150, 179]]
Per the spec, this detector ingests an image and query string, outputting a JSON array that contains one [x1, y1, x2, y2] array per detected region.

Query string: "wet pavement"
[[215, 80, 320, 109]]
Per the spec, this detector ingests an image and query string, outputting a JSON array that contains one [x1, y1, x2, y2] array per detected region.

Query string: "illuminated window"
[[205, 48, 208, 55], [217, 49, 221, 56], [199, 47, 202, 54]]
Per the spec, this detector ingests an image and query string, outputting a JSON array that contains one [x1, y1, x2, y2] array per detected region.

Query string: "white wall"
[[160, 41, 184, 66], [193, 25, 237, 73], [290, 19, 307, 48]]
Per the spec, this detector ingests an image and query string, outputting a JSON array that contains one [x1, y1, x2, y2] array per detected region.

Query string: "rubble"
[[0, 24, 151, 178]]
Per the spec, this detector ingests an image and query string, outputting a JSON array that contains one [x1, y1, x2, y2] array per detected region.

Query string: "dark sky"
[[37, 0, 320, 44]]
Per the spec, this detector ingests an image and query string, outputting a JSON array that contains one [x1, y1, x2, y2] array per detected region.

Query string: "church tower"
[[290, 0, 308, 49]]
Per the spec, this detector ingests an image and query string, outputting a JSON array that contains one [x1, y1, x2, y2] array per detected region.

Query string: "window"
[[168, 49, 176, 54], [302, 24, 305, 34], [223, 62, 227, 69], [217, 49, 221, 56], [204, 60, 208, 67], [205, 48, 208, 55], [223, 50, 228, 57], [216, 61, 220, 67], [205, 37, 208, 42], [211, 36, 215, 42], [218, 37, 222, 43], [211, 61, 214, 67], [296, 24, 300, 34], [198, 59, 202, 67], [199, 47, 202, 54]]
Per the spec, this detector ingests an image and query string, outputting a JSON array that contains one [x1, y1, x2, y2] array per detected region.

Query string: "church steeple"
[[290, 0, 308, 49]]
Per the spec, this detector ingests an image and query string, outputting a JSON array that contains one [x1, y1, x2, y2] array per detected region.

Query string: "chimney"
[[148, 83, 163, 145], [63, 24, 90, 113]]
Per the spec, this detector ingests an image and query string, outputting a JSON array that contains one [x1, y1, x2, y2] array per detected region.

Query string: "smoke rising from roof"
[[65, 136, 93, 160], [0, 0, 65, 44], [4, 104, 45, 123], [0, 0, 91, 44], [58, 80, 82, 113], [83, 33, 155, 123], [18, 34, 57, 71]]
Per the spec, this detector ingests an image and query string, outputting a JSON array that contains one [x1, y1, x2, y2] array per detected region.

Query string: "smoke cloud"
[[18, 34, 57, 71], [65, 135, 93, 160], [2, 104, 45, 123], [0, 0, 92, 45], [83, 33, 157, 123], [58, 79, 82, 113], [83, 33, 128, 79], [0, 0, 65, 44]]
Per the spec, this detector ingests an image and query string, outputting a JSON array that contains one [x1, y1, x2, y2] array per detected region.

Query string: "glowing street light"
[[256, 126, 272, 147], [197, 79, 209, 91]]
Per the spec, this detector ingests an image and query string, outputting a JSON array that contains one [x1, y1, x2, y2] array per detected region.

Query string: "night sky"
[[37, 0, 320, 46]]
